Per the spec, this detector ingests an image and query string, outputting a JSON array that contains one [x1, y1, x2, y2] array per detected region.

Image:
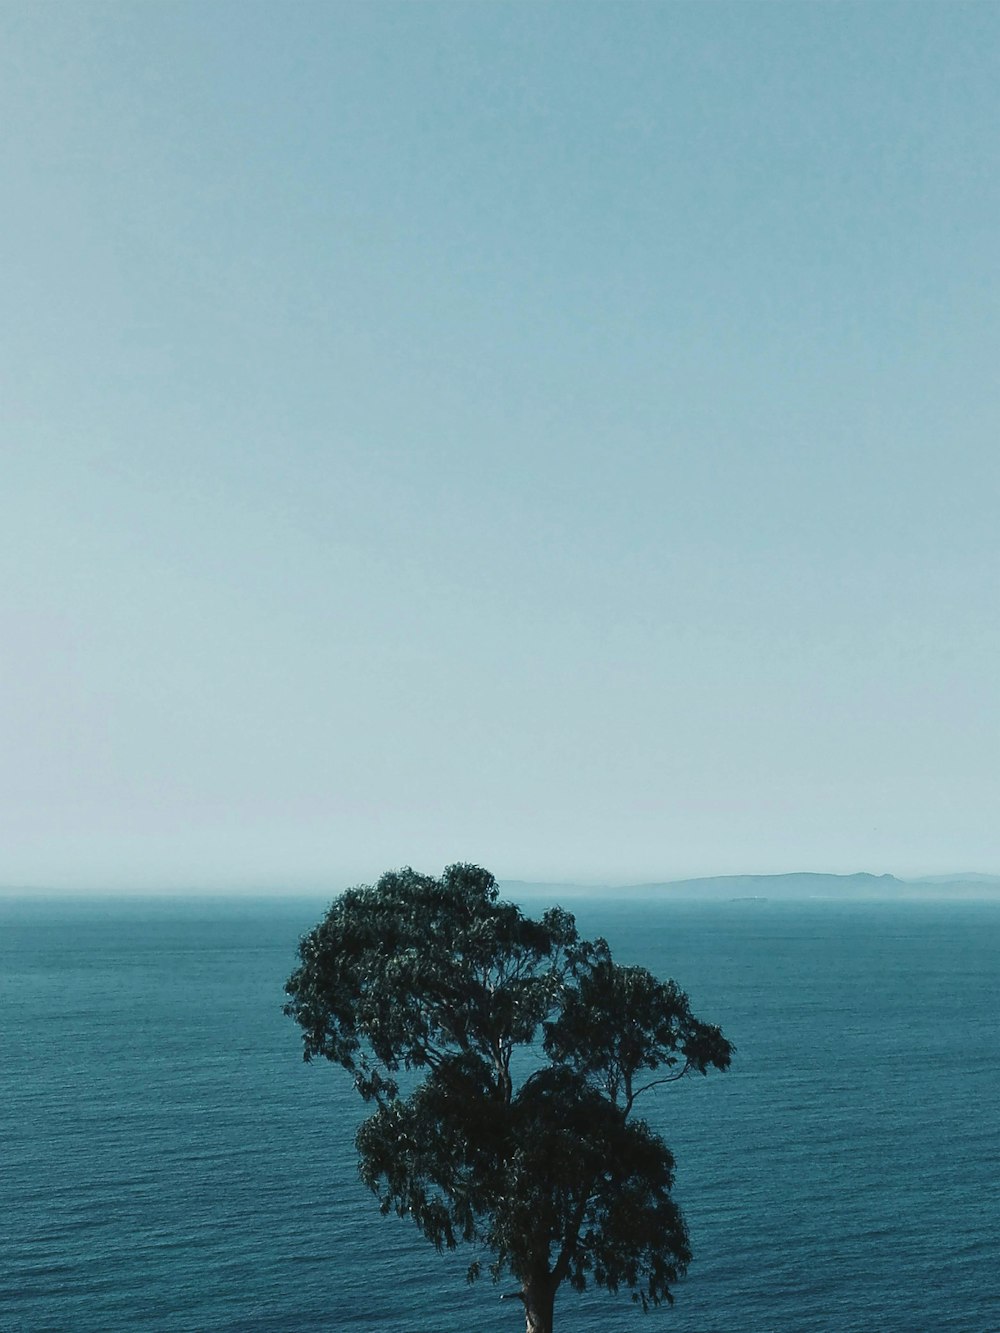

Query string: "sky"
[[1, 1, 997, 891]]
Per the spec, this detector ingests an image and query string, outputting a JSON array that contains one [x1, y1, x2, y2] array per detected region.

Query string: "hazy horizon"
[[4, 2, 997, 893], [3, 866, 999, 899]]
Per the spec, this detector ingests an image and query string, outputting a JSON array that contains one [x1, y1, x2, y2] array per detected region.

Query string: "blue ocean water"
[[2, 895, 998, 1332]]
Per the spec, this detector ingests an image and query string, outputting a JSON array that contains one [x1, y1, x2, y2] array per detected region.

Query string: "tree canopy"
[[284, 864, 732, 1333]]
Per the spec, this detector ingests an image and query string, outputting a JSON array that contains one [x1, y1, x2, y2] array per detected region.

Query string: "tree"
[[284, 864, 732, 1333]]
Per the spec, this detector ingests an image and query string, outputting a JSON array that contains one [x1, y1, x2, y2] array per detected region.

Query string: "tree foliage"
[[284, 864, 732, 1332]]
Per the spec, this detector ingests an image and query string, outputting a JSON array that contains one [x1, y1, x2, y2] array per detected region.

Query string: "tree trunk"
[[522, 1278, 556, 1333]]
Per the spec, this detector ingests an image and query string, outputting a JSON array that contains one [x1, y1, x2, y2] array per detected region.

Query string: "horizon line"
[[2, 868, 999, 897]]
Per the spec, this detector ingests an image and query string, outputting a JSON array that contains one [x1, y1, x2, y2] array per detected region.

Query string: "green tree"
[[284, 864, 732, 1333]]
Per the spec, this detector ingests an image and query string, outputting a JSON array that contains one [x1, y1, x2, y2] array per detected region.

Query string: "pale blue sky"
[[2, 2, 997, 890]]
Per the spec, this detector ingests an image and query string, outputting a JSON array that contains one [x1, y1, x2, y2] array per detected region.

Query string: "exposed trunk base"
[[522, 1279, 556, 1333]]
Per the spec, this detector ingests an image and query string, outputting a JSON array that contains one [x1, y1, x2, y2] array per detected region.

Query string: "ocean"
[[2, 894, 998, 1332]]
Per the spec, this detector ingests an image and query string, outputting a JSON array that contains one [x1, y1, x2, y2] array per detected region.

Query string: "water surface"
[[2, 895, 997, 1331]]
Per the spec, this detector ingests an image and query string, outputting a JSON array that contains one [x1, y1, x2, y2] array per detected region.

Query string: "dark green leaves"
[[544, 949, 733, 1110], [284, 864, 576, 1093]]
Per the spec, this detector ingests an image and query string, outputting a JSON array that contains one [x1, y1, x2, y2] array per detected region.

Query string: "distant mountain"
[[614, 872, 907, 900], [502, 872, 1000, 902]]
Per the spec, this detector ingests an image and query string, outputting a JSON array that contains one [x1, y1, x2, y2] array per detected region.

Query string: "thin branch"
[[625, 1062, 693, 1112]]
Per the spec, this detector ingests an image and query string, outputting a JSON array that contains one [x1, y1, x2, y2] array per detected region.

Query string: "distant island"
[[503, 872, 1000, 902]]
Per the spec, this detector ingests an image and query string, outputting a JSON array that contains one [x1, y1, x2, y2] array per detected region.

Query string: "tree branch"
[[625, 1062, 693, 1113]]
